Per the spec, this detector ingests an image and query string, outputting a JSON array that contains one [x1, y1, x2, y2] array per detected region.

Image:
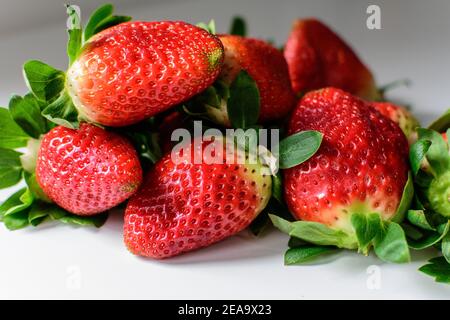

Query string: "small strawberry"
[[371, 102, 420, 144], [204, 35, 296, 126], [124, 136, 272, 258], [24, 5, 224, 128], [284, 19, 379, 100], [281, 88, 410, 257], [36, 123, 143, 215]]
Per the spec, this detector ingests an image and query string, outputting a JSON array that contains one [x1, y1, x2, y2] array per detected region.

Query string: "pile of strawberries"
[[1, 4, 449, 284]]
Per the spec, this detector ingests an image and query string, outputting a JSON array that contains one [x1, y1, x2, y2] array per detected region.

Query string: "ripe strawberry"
[[36, 123, 143, 215], [206, 35, 296, 125], [284, 88, 409, 236], [371, 102, 420, 144], [124, 136, 272, 258], [66, 21, 224, 126], [284, 19, 379, 100]]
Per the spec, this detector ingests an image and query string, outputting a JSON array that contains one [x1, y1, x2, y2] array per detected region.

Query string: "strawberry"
[[65, 21, 224, 126], [283, 88, 409, 242], [371, 102, 420, 144], [36, 123, 143, 215], [284, 19, 379, 100], [205, 35, 296, 126], [24, 5, 224, 128], [124, 136, 272, 258]]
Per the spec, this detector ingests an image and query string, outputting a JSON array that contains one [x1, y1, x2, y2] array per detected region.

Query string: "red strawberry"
[[371, 102, 420, 144], [124, 136, 272, 258], [67, 21, 224, 126], [284, 88, 409, 236], [284, 19, 379, 100], [36, 123, 143, 215], [206, 35, 296, 125]]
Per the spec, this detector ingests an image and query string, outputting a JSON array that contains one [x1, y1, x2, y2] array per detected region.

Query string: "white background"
[[1, 0, 450, 299]]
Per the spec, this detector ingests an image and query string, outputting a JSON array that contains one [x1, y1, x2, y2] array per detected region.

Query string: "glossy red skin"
[[284, 88, 409, 226], [124, 138, 270, 259], [68, 21, 224, 126], [36, 123, 143, 215], [219, 35, 297, 122], [284, 19, 378, 100], [158, 111, 189, 153]]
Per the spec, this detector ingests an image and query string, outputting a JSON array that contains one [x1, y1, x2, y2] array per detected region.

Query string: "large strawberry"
[[284, 19, 379, 100], [270, 88, 412, 263], [371, 102, 420, 144], [36, 123, 143, 215], [124, 136, 272, 258], [202, 35, 296, 126], [23, 5, 224, 128]]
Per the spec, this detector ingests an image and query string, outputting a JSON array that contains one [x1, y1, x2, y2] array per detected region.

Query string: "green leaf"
[[93, 15, 131, 35], [0, 107, 30, 148], [28, 201, 51, 226], [288, 236, 308, 248], [271, 172, 283, 203], [269, 214, 356, 249], [401, 223, 424, 240], [284, 245, 338, 265], [227, 71, 260, 129], [351, 213, 383, 254], [409, 139, 431, 176], [417, 128, 450, 176], [229, 16, 247, 36], [3, 210, 30, 230], [23, 60, 65, 102], [84, 4, 113, 41], [23, 171, 51, 202], [442, 232, 450, 264], [391, 172, 414, 223], [373, 221, 410, 263], [196, 20, 216, 34], [278, 131, 323, 169], [0, 188, 33, 219], [419, 256, 450, 283], [57, 212, 108, 228], [66, 5, 82, 66], [408, 221, 450, 250], [9, 94, 47, 138], [42, 92, 79, 129], [428, 109, 450, 132], [406, 210, 435, 231], [0, 148, 23, 189]]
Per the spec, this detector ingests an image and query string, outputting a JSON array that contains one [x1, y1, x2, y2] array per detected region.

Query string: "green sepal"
[[442, 232, 450, 264], [419, 256, 450, 283], [22, 60, 65, 102], [372, 220, 410, 263], [284, 245, 338, 265], [229, 16, 247, 36], [9, 94, 48, 138], [66, 5, 83, 66], [391, 172, 414, 223], [407, 220, 450, 250], [428, 108, 450, 132], [409, 139, 431, 176], [278, 131, 323, 169], [23, 171, 51, 203], [0, 107, 30, 149], [417, 128, 449, 176], [42, 91, 80, 129], [269, 214, 357, 249], [271, 172, 283, 203], [0, 148, 23, 189], [227, 70, 260, 129], [84, 4, 131, 42], [351, 213, 383, 255], [406, 209, 436, 231], [196, 20, 216, 34]]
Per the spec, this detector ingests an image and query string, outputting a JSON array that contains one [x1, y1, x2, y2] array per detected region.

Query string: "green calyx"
[[269, 173, 413, 264], [427, 172, 450, 217]]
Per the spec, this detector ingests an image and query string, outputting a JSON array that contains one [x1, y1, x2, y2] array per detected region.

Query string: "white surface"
[[1, 0, 450, 299]]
